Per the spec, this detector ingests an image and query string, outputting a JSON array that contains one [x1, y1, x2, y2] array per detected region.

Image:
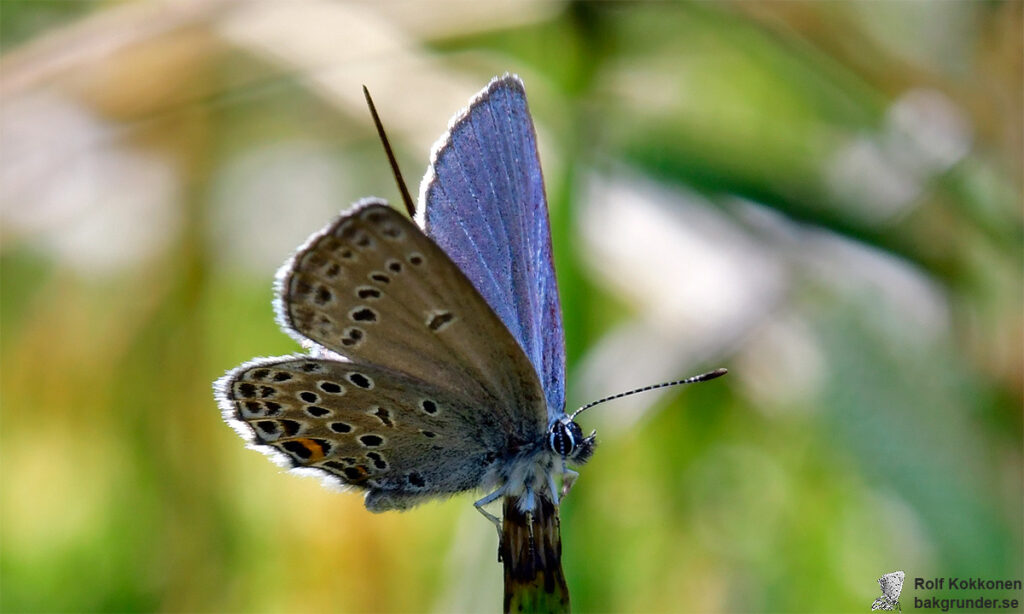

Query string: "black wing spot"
[[324, 263, 341, 278], [407, 472, 426, 487], [408, 253, 424, 266], [256, 421, 278, 435], [314, 286, 333, 305], [299, 391, 319, 403], [251, 369, 270, 380], [366, 451, 388, 470], [359, 434, 384, 447], [356, 286, 381, 300], [329, 422, 352, 433], [341, 327, 364, 347], [371, 407, 393, 427], [273, 372, 292, 382], [281, 440, 312, 460], [350, 307, 377, 322], [237, 383, 257, 398], [387, 260, 403, 273], [319, 381, 343, 394], [259, 386, 276, 398], [301, 362, 321, 373], [243, 401, 262, 414], [421, 399, 438, 414], [427, 312, 454, 331], [347, 373, 373, 389], [342, 465, 369, 481], [420, 430, 436, 438], [369, 272, 390, 284], [280, 420, 301, 436], [264, 401, 282, 415], [323, 460, 347, 472], [305, 406, 330, 417]]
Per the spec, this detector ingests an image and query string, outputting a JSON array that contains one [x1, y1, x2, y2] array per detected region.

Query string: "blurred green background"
[[1, 2, 1021, 612]]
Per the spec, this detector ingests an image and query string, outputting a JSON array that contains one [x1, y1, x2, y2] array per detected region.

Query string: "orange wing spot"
[[293, 438, 327, 461]]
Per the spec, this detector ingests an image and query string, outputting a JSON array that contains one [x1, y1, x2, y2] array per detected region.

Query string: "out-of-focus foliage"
[[1, 2, 1020, 612]]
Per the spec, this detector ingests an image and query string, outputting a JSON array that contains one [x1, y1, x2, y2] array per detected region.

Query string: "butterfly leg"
[[473, 487, 505, 541], [560, 467, 580, 498], [521, 486, 536, 546], [547, 472, 561, 506]]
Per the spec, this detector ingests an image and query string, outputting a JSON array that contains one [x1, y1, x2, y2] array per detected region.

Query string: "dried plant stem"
[[500, 495, 570, 614]]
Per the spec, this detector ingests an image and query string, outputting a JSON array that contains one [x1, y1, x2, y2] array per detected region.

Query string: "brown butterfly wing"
[[216, 356, 512, 510], [275, 200, 546, 442]]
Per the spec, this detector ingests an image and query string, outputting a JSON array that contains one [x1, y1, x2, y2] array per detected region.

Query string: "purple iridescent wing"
[[416, 75, 565, 417]]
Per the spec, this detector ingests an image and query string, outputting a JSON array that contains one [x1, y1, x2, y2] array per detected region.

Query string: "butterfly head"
[[548, 416, 596, 465]]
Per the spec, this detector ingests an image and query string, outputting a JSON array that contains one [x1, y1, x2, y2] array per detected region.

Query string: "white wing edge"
[[212, 354, 356, 494]]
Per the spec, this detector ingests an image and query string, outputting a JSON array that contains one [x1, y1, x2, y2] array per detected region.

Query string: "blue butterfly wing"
[[417, 75, 565, 417]]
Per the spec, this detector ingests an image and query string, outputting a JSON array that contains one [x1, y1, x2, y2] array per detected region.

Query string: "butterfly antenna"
[[569, 368, 727, 420], [363, 85, 416, 218]]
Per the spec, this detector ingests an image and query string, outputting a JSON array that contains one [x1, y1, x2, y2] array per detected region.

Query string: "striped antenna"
[[569, 368, 728, 420]]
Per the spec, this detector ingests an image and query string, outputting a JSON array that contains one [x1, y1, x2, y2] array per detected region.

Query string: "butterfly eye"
[[548, 421, 584, 458]]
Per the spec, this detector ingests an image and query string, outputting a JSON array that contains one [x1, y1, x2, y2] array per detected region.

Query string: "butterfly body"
[[215, 76, 591, 523]]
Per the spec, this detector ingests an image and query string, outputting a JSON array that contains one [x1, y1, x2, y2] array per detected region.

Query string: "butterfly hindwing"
[[871, 596, 896, 611], [417, 75, 566, 417], [216, 357, 509, 510]]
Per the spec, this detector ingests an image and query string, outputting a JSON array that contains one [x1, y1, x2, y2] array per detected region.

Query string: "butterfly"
[[214, 74, 725, 530], [871, 571, 905, 611]]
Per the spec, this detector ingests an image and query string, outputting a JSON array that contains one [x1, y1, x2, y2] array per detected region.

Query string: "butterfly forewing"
[[418, 75, 566, 417], [275, 199, 546, 443], [217, 356, 514, 510], [879, 572, 904, 601]]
